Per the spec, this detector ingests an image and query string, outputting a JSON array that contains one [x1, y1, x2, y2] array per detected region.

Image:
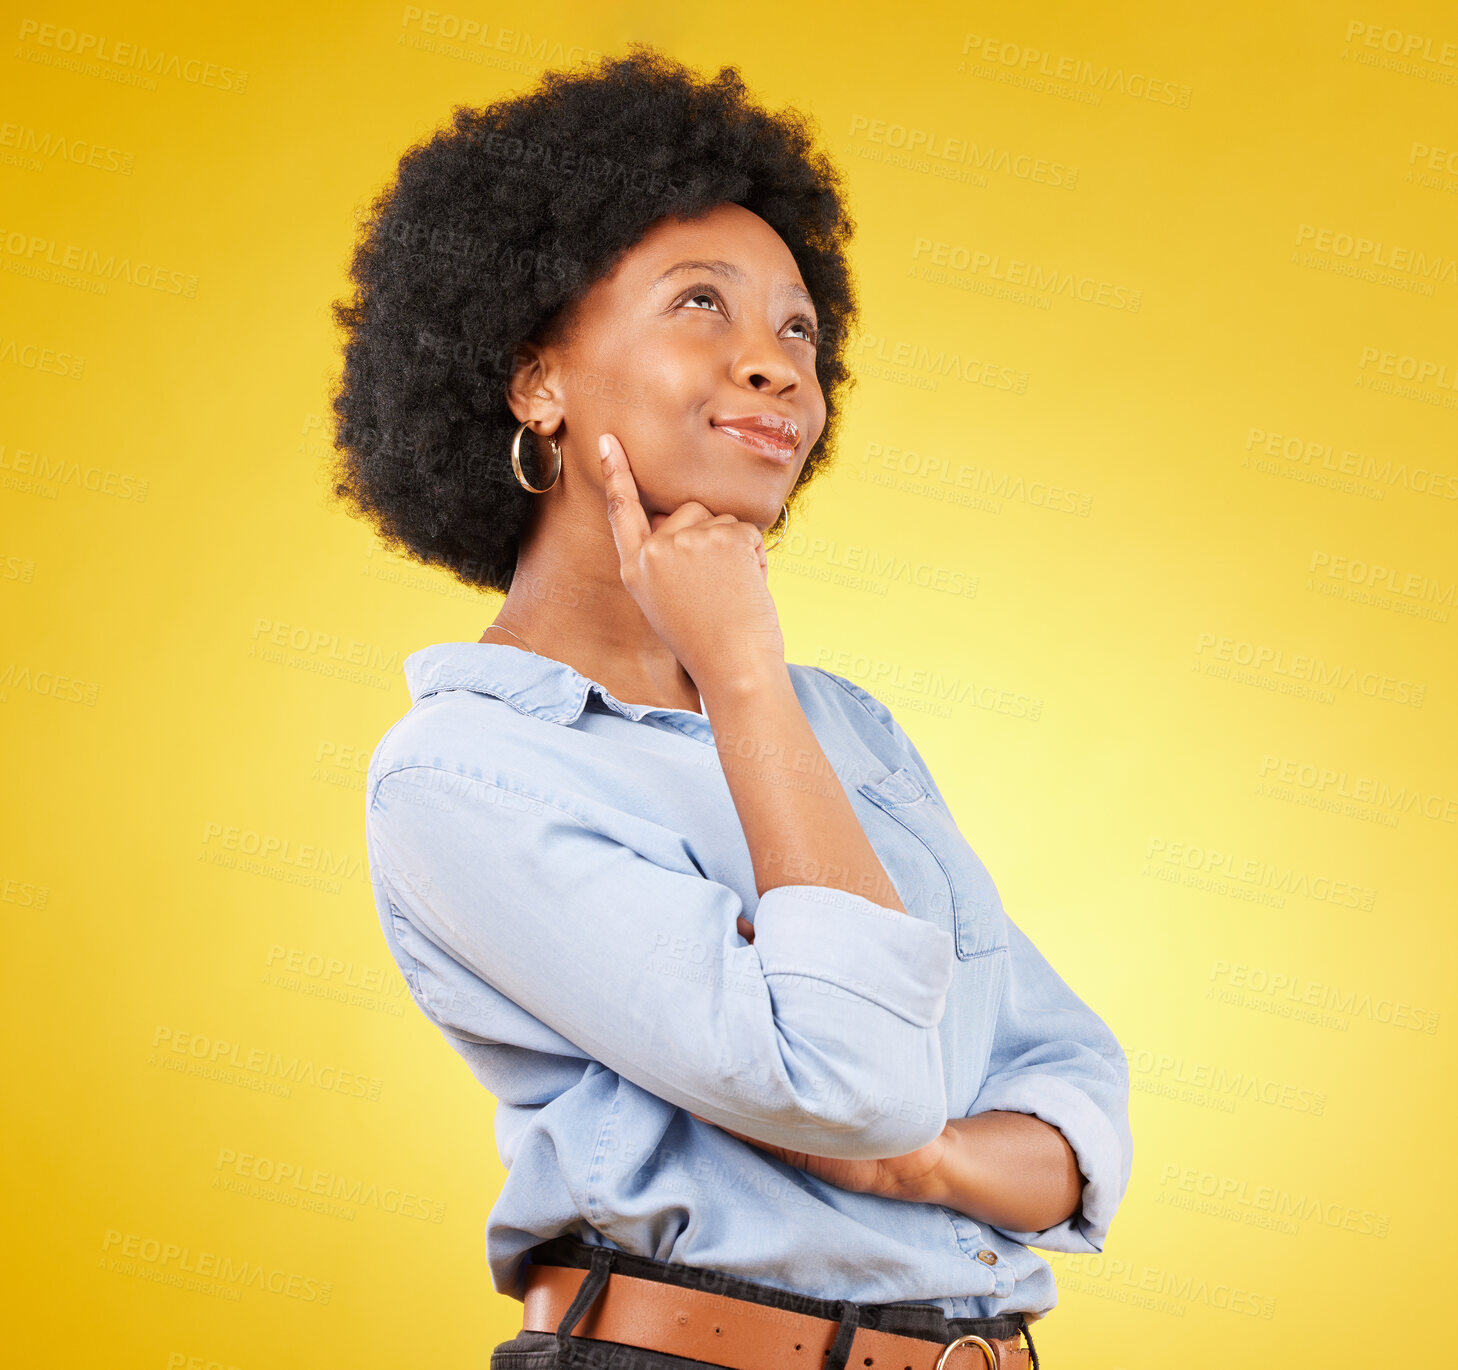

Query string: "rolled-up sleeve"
[[965, 916, 1133, 1252], [368, 764, 957, 1158]]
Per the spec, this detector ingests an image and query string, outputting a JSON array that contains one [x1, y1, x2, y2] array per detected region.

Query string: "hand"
[[687, 1112, 950, 1204], [597, 432, 786, 691]]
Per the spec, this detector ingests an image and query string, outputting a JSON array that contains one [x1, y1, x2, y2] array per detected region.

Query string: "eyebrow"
[[651, 258, 817, 313]]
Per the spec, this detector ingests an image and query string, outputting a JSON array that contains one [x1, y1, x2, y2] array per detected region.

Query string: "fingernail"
[[597, 435, 610, 461]]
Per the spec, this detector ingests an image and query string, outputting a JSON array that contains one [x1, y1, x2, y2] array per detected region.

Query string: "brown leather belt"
[[522, 1261, 1031, 1370]]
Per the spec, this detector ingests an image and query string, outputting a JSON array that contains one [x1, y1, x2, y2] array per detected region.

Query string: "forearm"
[[700, 663, 906, 913], [915, 1111, 1084, 1233]]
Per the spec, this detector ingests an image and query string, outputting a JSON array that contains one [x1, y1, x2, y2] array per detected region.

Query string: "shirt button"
[[976, 1251, 998, 1265]]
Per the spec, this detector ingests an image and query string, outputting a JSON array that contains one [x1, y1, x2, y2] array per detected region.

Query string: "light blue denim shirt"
[[364, 641, 1131, 1321]]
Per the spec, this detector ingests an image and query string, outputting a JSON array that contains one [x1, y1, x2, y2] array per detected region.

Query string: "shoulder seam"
[[368, 763, 595, 832], [809, 665, 894, 736]]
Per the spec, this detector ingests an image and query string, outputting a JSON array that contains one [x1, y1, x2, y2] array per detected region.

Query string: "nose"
[[729, 318, 803, 395]]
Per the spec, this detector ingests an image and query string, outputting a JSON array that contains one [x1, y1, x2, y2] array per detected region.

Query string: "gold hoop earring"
[[764, 502, 790, 550], [511, 420, 563, 493]]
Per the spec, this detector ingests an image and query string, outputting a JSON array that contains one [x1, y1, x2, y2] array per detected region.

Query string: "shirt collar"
[[403, 641, 713, 738]]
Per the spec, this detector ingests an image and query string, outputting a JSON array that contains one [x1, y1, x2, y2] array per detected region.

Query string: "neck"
[[484, 482, 702, 713]]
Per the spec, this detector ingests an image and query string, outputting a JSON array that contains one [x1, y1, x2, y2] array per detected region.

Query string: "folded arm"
[[916, 1110, 1084, 1232], [368, 761, 958, 1159], [930, 916, 1132, 1250]]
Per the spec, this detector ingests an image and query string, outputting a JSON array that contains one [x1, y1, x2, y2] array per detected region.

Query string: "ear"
[[504, 342, 564, 430]]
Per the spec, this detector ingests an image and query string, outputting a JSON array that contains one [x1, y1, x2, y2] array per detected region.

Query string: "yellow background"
[[4, 1, 1456, 1364]]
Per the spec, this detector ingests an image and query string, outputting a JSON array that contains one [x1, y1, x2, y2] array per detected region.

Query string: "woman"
[[331, 45, 1131, 1370]]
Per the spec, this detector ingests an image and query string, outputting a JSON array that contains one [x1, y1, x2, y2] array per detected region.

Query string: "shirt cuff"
[[751, 884, 956, 1028], [968, 1072, 1128, 1252]]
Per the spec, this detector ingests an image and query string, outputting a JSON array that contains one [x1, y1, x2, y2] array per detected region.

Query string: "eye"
[[679, 287, 723, 313], [787, 317, 819, 346]]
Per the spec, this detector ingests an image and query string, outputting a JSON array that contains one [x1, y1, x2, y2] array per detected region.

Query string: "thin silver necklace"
[[483, 622, 539, 656]]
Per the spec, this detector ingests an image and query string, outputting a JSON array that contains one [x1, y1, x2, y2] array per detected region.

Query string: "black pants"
[[490, 1235, 1040, 1370]]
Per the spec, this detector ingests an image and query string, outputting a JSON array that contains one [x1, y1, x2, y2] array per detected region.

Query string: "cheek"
[[564, 360, 644, 419], [807, 389, 829, 446], [630, 344, 720, 432], [604, 337, 707, 418]]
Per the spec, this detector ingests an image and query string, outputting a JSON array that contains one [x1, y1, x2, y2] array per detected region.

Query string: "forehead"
[[609, 203, 806, 288]]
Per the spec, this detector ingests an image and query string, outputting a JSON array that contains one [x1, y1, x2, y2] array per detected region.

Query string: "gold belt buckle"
[[934, 1332, 1000, 1370]]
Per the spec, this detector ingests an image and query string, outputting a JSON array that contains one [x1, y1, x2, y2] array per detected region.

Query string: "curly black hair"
[[326, 43, 860, 595]]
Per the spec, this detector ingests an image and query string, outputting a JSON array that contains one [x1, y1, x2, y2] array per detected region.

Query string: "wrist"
[[910, 1122, 961, 1209], [696, 656, 791, 704]]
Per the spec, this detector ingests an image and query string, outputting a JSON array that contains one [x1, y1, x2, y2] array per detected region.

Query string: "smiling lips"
[[711, 414, 799, 462]]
